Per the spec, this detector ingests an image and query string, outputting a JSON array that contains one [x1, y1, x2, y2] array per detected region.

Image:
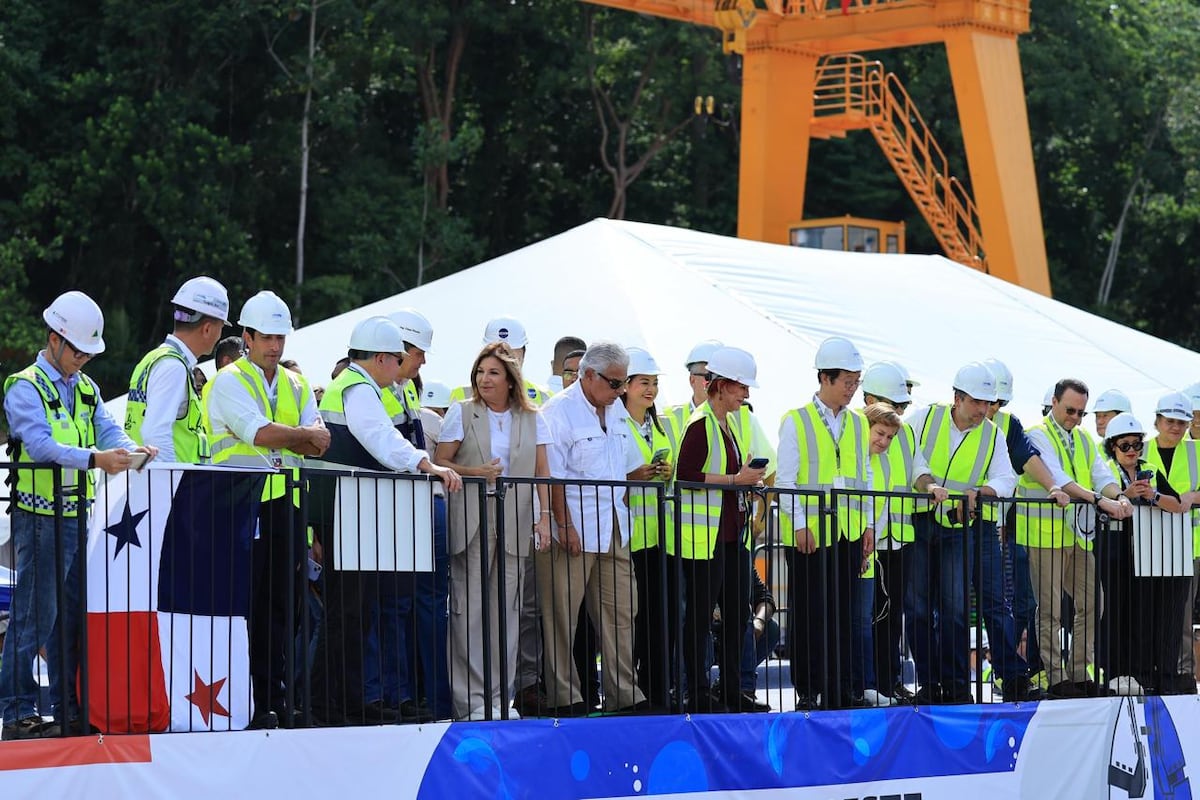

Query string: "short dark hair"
[[818, 368, 846, 385], [1054, 378, 1089, 401], [554, 336, 588, 367], [280, 359, 300, 373], [214, 336, 243, 368], [564, 349, 585, 362]]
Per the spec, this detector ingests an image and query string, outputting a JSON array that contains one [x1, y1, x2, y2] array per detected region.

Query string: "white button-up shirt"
[[208, 358, 320, 448], [339, 364, 427, 473], [139, 334, 199, 462], [1026, 419, 1117, 493], [542, 381, 640, 553]]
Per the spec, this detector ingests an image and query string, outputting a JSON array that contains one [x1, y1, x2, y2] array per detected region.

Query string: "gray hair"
[[579, 341, 629, 377]]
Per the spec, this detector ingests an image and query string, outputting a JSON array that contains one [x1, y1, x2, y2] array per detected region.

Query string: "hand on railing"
[[433, 464, 463, 493], [794, 527, 817, 555], [1098, 495, 1133, 520], [94, 447, 157, 475], [927, 483, 950, 503], [1048, 486, 1071, 507]]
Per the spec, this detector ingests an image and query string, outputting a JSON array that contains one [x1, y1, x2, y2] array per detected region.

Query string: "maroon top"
[[676, 417, 745, 543]]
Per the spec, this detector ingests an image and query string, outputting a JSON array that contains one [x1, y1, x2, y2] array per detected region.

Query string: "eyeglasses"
[[839, 377, 863, 389], [1114, 441, 1144, 454], [991, 399, 1009, 409], [894, 402, 911, 414], [61, 338, 92, 360], [1063, 406, 1088, 418], [562, 368, 578, 378], [597, 373, 626, 390], [689, 370, 709, 378]]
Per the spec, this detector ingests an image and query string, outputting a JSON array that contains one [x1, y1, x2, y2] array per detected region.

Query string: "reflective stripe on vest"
[[125, 343, 209, 463], [916, 405, 997, 526], [1015, 421, 1096, 549], [1144, 437, 1200, 552], [677, 405, 727, 560], [4, 365, 97, 516], [778, 404, 870, 547], [208, 357, 308, 502], [873, 422, 916, 543], [624, 416, 675, 554]]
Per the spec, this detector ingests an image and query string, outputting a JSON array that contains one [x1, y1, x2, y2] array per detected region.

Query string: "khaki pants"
[[536, 537, 645, 710], [1029, 544, 1100, 685], [1179, 557, 1200, 676], [449, 527, 523, 719]]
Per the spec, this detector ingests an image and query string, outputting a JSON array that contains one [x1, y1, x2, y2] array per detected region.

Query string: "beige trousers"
[[1029, 544, 1101, 685]]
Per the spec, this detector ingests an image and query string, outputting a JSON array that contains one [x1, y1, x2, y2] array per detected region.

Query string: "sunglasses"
[[597, 373, 626, 390], [894, 402, 911, 414], [689, 370, 710, 378], [1114, 441, 1144, 454], [59, 336, 92, 360], [1063, 406, 1088, 418]]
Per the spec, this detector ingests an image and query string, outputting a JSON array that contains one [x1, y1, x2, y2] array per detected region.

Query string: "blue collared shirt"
[[4, 352, 135, 470]]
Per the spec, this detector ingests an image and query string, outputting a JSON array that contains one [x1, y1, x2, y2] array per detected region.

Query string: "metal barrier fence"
[[3, 464, 1197, 737]]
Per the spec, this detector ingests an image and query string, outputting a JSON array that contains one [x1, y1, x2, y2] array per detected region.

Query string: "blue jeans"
[[1007, 540, 1042, 673], [739, 618, 781, 692], [970, 524, 1027, 683], [905, 513, 969, 688], [0, 511, 82, 722], [850, 575, 876, 692], [364, 497, 448, 712]]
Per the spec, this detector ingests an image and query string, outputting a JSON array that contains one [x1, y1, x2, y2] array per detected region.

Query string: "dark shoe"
[[942, 684, 973, 704], [347, 700, 400, 725], [891, 684, 916, 704], [1047, 680, 1087, 699], [914, 684, 943, 705], [1001, 676, 1041, 702], [1076, 679, 1111, 698], [838, 692, 867, 709], [546, 701, 589, 718], [1175, 674, 1199, 695], [731, 690, 770, 713], [58, 717, 100, 737], [2, 715, 48, 740], [511, 684, 548, 718], [614, 699, 654, 715], [794, 692, 820, 712], [397, 699, 434, 723], [246, 710, 279, 730]]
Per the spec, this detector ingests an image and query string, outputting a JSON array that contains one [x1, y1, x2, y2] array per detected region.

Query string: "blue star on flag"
[[105, 501, 149, 558]]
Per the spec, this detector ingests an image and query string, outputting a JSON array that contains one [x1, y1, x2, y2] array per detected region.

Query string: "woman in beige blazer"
[[435, 342, 552, 720]]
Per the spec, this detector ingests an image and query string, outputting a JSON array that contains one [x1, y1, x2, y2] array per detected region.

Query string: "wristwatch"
[[1093, 491, 1103, 506]]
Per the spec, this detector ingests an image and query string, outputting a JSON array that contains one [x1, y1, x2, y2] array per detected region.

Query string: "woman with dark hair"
[[621, 347, 676, 709], [435, 342, 553, 719], [674, 346, 767, 713], [1099, 412, 1189, 696]]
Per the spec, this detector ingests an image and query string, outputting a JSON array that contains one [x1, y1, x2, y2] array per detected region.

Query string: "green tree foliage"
[[0, 0, 1196, 405]]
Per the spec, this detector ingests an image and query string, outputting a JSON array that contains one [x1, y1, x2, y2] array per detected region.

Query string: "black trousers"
[[872, 545, 911, 693], [311, 562, 378, 716], [631, 547, 678, 708], [249, 496, 306, 716], [680, 541, 749, 711], [787, 538, 856, 706]]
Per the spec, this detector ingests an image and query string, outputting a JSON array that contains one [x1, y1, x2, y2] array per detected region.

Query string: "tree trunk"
[[294, 0, 318, 325]]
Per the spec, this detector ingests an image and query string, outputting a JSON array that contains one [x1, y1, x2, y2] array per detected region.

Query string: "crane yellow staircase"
[[810, 54, 985, 271]]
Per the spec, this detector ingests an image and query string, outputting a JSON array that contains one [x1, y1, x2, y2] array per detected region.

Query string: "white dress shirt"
[[908, 404, 1017, 496], [339, 364, 427, 473], [208, 358, 320, 448], [542, 381, 640, 552], [440, 401, 553, 475], [139, 335, 200, 462], [1025, 418, 1117, 493]]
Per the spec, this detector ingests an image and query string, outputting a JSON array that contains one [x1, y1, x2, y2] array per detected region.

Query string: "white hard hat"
[[625, 347, 662, 377], [685, 339, 724, 368], [482, 316, 528, 349], [349, 316, 405, 353], [421, 380, 452, 408], [43, 291, 106, 355], [861, 362, 911, 403], [887, 360, 920, 388], [172, 276, 230, 324], [982, 358, 1014, 403], [706, 346, 759, 388], [1093, 389, 1133, 414], [238, 290, 294, 335], [1104, 412, 1144, 441], [1156, 391, 1194, 422], [1182, 382, 1200, 408], [952, 362, 998, 402], [814, 336, 863, 371], [388, 308, 434, 352], [1043, 387, 1055, 408]]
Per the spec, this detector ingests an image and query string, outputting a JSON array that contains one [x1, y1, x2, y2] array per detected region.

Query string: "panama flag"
[[84, 466, 262, 733]]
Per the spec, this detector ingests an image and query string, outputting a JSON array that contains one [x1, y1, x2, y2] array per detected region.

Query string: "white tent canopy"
[[273, 218, 1200, 436]]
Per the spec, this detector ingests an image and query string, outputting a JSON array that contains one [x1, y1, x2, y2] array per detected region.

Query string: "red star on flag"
[[185, 670, 230, 725]]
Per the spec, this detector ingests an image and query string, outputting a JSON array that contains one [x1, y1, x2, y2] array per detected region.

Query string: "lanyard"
[[1047, 422, 1078, 480], [816, 404, 842, 462]]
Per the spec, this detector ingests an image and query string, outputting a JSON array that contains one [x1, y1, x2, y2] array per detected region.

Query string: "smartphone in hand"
[[1136, 469, 1154, 482], [747, 457, 769, 469], [651, 449, 670, 465]]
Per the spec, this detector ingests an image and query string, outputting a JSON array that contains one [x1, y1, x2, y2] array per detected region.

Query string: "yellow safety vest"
[[125, 342, 208, 463], [915, 404, 999, 527], [624, 415, 675, 554], [4, 365, 97, 516], [778, 403, 870, 547], [677, 404, 747, 560], [873, 422, 916, 543], [207, 357, 311, 503], [1144, 437, 1200, 553], [1015, 420, 1096, 549]]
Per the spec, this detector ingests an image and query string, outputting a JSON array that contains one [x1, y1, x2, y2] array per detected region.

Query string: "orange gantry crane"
[[582, 0, 1050, 295]]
